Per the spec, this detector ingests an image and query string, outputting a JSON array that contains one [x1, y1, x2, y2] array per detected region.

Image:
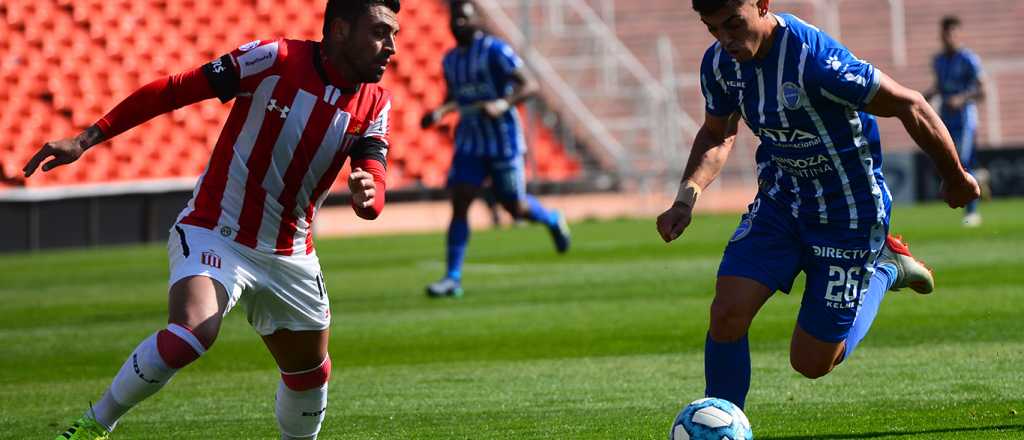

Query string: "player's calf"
[[110, 324, 207, 406], [85, 324, 208, 432], [277, 356, 331, 440]]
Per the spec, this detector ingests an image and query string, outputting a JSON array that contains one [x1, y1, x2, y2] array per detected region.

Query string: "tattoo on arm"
[[80, 125, 106, 151]]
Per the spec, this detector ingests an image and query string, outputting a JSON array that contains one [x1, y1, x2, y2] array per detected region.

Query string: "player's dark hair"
[[692, 0, 747, 16], [941, 15, 961, 32], [323, 0, 401, 36]]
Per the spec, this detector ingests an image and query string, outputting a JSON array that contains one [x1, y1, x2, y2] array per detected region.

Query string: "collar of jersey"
[[314, 42, 360, 94]]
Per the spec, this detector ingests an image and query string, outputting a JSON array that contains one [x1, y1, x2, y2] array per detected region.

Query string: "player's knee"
[[155, 324, 207, 369], [281, 356, 332, 391], [708, 299, 753, 342], [789, 352, 834, 379]]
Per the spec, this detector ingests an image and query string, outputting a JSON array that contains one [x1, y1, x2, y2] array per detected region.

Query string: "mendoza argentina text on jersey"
[[700, 14, 891, 229]]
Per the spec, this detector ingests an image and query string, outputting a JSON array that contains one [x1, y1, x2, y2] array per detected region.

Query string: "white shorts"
[[168, 224, 330, 336]]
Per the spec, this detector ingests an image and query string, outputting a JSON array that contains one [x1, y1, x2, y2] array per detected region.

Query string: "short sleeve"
[[489, 39, 524, 78], [201, 39, 286, 103], [806, 47, 880, 109], [700, 46, 737, 117], [965, 52, 983, 82], [363, 91, 392, 147]]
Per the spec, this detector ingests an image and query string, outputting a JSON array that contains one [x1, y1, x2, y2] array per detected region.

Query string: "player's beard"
[[340, 46, 388, 84]]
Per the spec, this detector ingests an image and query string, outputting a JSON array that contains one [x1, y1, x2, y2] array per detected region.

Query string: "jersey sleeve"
[[441, 53, 456, 101], [699, 46, 737, 117], [201, 39, 287, 103], [965, 51, 983, 84], [362, 91, 392, 147], [95, 66, 217, 140], [806, 47, 881, 110], [489, 39, 525, 79]]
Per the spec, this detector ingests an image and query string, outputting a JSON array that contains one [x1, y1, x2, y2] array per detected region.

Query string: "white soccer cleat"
[[426, 278, 463, 298], [878, 235, 934, 294], [962, 212, 982, 228]]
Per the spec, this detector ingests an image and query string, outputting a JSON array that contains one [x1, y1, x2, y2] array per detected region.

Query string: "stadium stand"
[[582, 0, 1024, 151], [0, 0, 581, 191]]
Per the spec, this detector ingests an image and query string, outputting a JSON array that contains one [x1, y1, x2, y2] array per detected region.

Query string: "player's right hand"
[[940, 170, 981, 209], [348, 167, 377, 209], [656, 203, 694, 243], [23, 137, 86, 178]]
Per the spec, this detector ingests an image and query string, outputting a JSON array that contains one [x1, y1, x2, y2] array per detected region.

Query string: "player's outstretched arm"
[[864, 71, 980, 208], [22, 125, 105, 177], [656, 112, 740, 243], [22, 66, 218, 178]]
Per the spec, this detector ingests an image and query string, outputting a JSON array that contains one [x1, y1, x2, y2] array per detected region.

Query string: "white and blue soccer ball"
[[670, 398, 753, 440]]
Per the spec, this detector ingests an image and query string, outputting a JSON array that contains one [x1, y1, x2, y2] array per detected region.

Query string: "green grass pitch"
[[2, 200, 1022, 439]]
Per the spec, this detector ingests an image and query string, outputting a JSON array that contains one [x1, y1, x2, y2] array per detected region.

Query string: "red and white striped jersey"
[[177, 38, 392, 256]]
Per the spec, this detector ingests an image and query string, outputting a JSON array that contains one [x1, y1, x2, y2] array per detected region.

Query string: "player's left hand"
[[348, 168, 376, 208], [940, 170, 981, 209], [656, 203, 694, 243], [23, 136, 86, 178], [481, 99, 511, 118]]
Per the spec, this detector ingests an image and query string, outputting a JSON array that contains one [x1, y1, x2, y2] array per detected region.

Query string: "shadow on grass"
[[760, 423, 1023, 439]]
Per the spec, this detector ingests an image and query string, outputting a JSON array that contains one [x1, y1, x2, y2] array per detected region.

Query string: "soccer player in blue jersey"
[[925, 16, 986, 227], [421, 0, 570, 298], [656, 0, 980, 410]]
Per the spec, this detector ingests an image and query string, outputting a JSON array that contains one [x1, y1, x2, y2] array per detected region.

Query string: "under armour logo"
[[267, 99, 290, 119]]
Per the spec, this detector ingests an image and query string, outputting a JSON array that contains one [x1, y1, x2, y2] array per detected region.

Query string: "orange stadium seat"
[[0, 0, 580, 190]]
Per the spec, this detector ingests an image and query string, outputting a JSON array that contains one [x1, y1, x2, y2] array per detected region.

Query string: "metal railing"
[[479, 0, 700, 191]]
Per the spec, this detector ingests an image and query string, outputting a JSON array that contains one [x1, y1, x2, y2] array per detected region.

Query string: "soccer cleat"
[[55, 417, 110, 440], [962, 212, 982, 228], [426, 278, 464, 298], [548, 211, 571, 254], [878, 235, 934, 294]]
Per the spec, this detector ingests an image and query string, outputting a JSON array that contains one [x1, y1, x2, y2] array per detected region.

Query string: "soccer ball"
[[669, 398, 753, 440]]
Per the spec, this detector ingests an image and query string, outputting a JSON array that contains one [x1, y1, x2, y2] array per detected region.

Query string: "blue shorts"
[[718, 195, 890, 343], [447, 154, 527, 202]]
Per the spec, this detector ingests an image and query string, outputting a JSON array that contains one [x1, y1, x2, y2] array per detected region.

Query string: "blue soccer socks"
[[446, 218, 470, 281], [525, 195, 559, 228], [843, 263, 897, 360], [704, 333, 751, 409]]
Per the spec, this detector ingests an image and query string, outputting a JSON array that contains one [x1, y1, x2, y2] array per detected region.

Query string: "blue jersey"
[[699, 14, 890, 230], [443, 34, 526, 159], [933, 48, 982, 131]]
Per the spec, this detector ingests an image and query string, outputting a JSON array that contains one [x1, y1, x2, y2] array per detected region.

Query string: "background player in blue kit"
[[925, 15, 986, 227], [656, 0, 980, 409], [421, 0, 570, 298]]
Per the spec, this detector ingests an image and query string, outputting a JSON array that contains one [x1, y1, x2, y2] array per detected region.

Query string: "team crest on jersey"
[[200, 250, 222, 269], [730, 217, 753, 242], [781, 82, 804, 110]]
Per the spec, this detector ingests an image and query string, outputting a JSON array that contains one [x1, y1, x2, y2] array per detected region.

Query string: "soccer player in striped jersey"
[[421, 0, 571, 298], [925, 16, 986, 227], [656, 0, 980, 410], [24, 1, 400, 438]]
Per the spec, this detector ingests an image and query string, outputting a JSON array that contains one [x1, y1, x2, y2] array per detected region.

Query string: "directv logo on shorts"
[[811, 246, 870, 260], [201, 251, 222, 269]]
